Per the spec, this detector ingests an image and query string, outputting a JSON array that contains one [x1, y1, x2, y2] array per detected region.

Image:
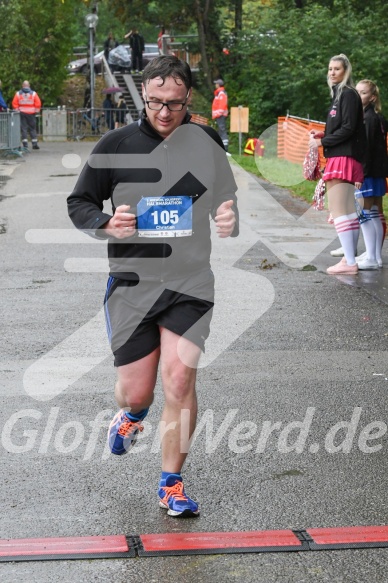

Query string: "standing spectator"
[[104, 32, 118, 65], [212, 79, 229, 154], [157, 27, 165, 53], [115, 94, 127, 128], [82, 81, 96, 133], [12, 80, 41, 150], [157, 28, 174, 55], [125, 28, 145, 73], [309, 54, 366, 275], [102, 93, 115, 131], [0, 80, 8, 111], [354, 79, 388, 269], [83, 81, 91, 110]]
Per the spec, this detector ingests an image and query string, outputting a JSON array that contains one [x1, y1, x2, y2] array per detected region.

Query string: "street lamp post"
[[85, 12, 99, 122]]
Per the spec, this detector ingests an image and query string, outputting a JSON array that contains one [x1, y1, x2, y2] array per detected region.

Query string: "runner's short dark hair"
[[142, 55, 192, 90]]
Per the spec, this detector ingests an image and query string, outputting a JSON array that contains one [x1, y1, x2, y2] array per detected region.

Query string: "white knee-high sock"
[[370, 206, 384, 263], [352, 224, 360, 255], [379, 211, 386, 247], [360, 210, 376, 261], [333, 213, 359, 265]]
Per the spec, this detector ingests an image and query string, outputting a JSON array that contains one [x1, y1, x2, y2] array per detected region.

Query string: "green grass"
[[230, 151, 388, 214], [230, 153, 316, 206]]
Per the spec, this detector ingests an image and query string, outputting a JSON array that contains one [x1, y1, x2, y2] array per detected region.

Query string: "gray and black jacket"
[[67, 112, 239, 282]]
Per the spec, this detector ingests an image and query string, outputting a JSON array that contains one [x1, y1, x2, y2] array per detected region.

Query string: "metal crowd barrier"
[[36, 108, 137, 141], [69, 108, 118, 140], [69, 108, 137, 140], [2, 108, 214, 149], [0, 111, 22, 155], [64, 108, 211, 140]]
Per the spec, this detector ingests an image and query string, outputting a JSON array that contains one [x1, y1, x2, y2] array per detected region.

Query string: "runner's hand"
[[215, 200, 236, 238], [103, 205, 136, 239]]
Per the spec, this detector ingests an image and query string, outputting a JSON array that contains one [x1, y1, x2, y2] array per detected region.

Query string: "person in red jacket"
[[212, 79, 229, 153], [12, 80, 42, 150]]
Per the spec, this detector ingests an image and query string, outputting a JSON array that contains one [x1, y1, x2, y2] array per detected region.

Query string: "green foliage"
[[1, 0, 80, 105], [0, 0, 129, 106], [220, 1, 388, 135], [108, 0, 229, 90], [70, 2, 123, 47], [108, 0, 193, 42], [93, 1, 127, 44], [0, 0, 26, 99], [2, 0, 388, 130]]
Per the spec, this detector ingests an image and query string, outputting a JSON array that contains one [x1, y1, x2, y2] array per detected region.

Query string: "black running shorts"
[[103, 269, 215, 367]]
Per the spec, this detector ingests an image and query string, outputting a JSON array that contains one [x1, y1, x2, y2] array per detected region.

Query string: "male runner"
[[68, 55, 239, 517]]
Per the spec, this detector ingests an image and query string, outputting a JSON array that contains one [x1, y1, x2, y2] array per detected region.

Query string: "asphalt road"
[[0, 141, 387, 582]]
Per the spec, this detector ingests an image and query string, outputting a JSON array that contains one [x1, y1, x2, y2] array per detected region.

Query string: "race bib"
[[137, 196, 193, 237]]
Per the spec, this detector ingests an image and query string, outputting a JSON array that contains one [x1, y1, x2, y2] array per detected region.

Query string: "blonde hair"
[[327, 53, 354, 100], [357, 79, 382, 113]]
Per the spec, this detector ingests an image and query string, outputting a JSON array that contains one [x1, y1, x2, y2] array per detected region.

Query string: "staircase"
[[113, 72, 143, 121], [131, 73, 142, 95]]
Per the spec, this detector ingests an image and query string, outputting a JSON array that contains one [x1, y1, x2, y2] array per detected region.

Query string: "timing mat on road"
[[1, 526, 388, 562]]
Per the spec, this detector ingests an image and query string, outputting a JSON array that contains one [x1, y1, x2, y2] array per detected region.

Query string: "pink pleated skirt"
[[323, 156, 364, 183]]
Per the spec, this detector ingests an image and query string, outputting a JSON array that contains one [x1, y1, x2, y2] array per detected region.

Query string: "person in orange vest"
[[212, 79, 229, 153], [12, 80, 42, 150], [244, 137, 265, 157]]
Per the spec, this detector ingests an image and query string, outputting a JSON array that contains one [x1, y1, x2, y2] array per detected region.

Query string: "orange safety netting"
[[277, 116, 326, 167], [190, 113, 209, 125]]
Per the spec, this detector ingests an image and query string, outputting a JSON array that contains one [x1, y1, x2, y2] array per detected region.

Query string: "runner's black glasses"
[[144, 91, 190, 112]]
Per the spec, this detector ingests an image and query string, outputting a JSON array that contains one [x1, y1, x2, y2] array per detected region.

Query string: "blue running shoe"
[[158, 475, 199, 517], [108, 409, 147, 455]]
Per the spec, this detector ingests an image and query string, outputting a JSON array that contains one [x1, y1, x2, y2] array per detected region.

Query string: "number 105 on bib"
[[137, 196, 193, 238]]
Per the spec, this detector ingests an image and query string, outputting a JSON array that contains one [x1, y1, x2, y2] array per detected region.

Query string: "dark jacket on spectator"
[[321, 85, 366, 163], [362, 103, 388, 177]]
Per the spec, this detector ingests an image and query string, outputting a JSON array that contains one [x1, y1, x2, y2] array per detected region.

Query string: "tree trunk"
[[235, 0, 243, 32], [194, 0, 213, 92]]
